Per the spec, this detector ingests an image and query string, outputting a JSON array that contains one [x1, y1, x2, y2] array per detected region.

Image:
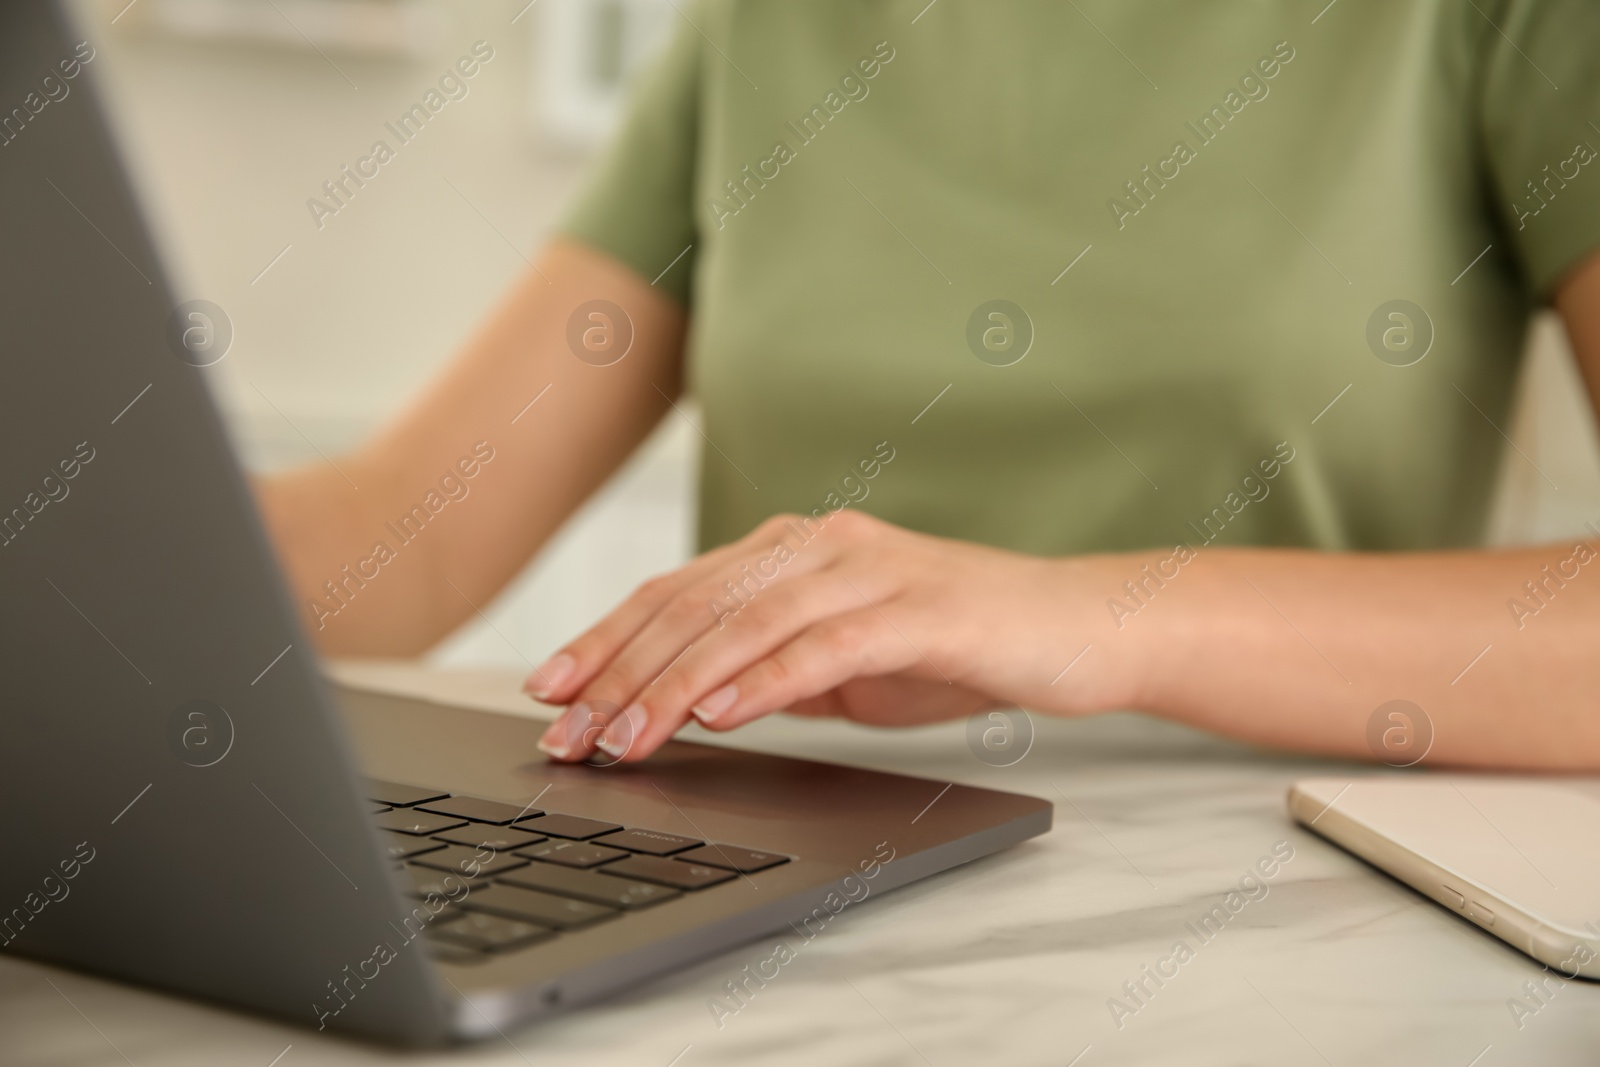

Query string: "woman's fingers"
[[606, 608, 923, 759], [583, 574, 872, 759], [535, 697, 627, 763], [524, 571, 697, 702], [534, 517, 841, 759], [523, 532, 755, 703]]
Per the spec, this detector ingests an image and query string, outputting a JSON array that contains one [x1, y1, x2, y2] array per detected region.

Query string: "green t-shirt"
[[558, 0, 1600, 555]]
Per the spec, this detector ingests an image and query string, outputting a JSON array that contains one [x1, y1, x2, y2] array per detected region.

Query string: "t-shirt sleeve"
[[1478, 0, 1600, 299], [553, 8, 702, 305]]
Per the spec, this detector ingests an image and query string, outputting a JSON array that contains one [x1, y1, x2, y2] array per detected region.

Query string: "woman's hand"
[[525, 510, 1132, 762]]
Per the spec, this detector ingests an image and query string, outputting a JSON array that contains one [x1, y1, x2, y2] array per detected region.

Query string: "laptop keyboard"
[[365, 779, 791, 965]]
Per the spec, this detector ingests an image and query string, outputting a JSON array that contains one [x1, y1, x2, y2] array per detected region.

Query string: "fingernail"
[[690, 684, 739, 725], [525, 653, 574, 699], [597, 703, 645, 758], [536, 715, 571, 759]]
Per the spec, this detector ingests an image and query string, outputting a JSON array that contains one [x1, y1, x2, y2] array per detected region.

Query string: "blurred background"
[[72, 0, 1600, 671]]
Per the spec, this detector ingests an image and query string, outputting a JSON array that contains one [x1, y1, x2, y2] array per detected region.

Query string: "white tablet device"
[[1289, 776, 1600, 979]]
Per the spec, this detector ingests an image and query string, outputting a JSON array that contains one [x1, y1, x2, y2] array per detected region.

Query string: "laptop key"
[[515, 840, 629, 868], [383, 831, 448, 862], [460, 883, 618, 929], [430, 912, 555, 953], [675, 844, 790, 873], [391, 902, 467, 934], [412, 844, 530, 878], [377, 809, 468, 836], [418, 796, 543, 826], [433, 826, 548, 852], [405, 864, 482, 901], [519, 813, 622, 840], [497, 865, 680, 909], [596, 828, 702, 856], [365, 779, 449, 808], [602, 855, 736, 890]]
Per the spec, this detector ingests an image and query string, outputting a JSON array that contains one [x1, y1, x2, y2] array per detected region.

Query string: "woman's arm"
[[257, 239, 686, 655], [1146, 252, 1595, 765], [530, 253, 1600, 770]]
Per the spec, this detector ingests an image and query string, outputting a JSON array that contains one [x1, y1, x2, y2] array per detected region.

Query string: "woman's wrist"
[[1030, 550, 1180, 716], [1078, 545, 1270, 721]]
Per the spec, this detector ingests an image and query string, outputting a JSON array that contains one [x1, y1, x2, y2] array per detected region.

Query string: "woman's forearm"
[[255, 240, 687, 657], [1110, 541, 1600, 768]]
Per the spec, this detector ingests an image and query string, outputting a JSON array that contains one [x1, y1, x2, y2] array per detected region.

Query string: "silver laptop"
[[0, 3, 1051, 1044]]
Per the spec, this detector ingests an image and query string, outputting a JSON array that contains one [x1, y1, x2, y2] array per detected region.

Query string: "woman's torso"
[[564, 0, 1597, 554]]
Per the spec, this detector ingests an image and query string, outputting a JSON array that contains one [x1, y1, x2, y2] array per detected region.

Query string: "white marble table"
[[5, 663, 1596, 1067]]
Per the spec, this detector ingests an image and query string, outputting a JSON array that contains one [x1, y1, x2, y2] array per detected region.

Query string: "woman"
[[261, 1, 1600, 768]]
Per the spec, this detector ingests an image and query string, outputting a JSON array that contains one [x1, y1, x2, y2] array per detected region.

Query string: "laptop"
[[0, 3, 1051, 1044], [1290, 777, 1600, 979]]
